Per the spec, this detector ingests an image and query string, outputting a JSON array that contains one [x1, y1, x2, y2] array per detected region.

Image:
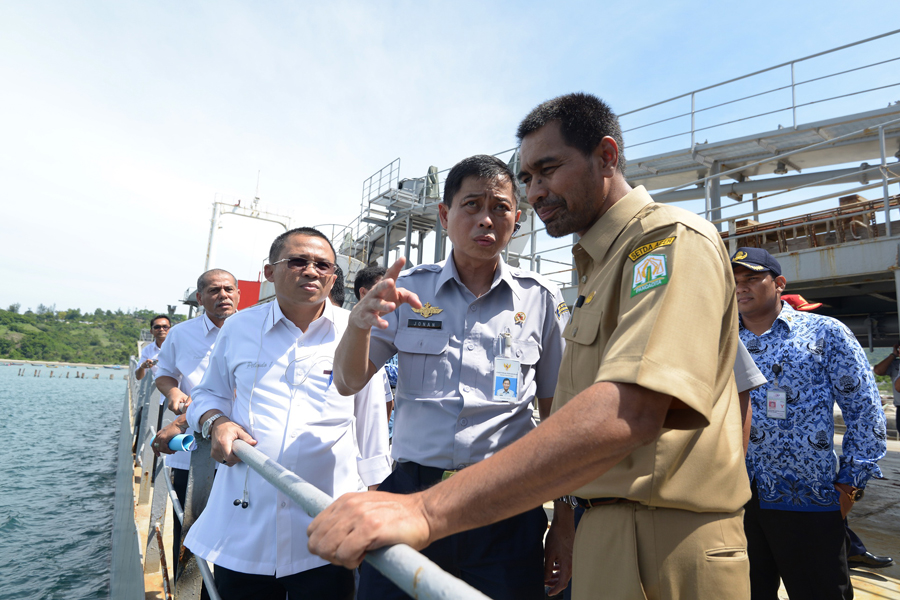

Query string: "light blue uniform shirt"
[[369, 254, 569, 471]]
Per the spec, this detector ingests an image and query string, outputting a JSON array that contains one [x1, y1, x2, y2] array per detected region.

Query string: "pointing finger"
[[384, 257, 406, 283]]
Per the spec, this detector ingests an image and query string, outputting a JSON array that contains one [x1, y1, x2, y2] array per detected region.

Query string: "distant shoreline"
[[0, 358, 127, 369]]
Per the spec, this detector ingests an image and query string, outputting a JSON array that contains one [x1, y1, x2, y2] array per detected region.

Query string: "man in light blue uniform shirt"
[[732, 247, 886, 600], [330, 155, 571, 599]]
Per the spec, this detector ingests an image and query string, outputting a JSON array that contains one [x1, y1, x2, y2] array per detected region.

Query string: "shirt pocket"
[[561, 308, 603, 388], [394, 330, 450, 395]]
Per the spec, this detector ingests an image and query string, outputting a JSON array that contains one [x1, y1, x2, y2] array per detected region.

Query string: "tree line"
[[0, 304, 186, 364]]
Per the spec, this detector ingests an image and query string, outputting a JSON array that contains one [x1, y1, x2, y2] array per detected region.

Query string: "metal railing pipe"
[[791, 62, 797, 129], [663, 116, 900, 197], [881, 125, 892, 236], [160, 466, 221, 600], [231, 440, 492, 600]]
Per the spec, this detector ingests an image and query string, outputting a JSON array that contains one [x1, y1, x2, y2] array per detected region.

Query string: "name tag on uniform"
[[766, 387, 787, 419], [492, 357, 520, 402], [408, 319, 442, 329]]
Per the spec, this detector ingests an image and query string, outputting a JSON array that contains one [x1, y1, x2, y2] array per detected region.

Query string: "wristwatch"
[[201, 413, 225, 440], [846, 487, 864, 503], [555, 495, 578, 509]]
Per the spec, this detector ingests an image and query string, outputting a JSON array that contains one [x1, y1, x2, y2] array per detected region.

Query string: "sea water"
[[0, 363, 124, 600]]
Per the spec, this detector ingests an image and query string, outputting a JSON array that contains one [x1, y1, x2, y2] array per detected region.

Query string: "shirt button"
[[466, 343, 474, 351], [463, 386, 471, 393], [291, 431, 297, 438], [470, 305, 476, 312], [460, 418, 468, 426], [281, 502, 286, 508], [581, 275, 587, 283], [457, 464, 466, 470]]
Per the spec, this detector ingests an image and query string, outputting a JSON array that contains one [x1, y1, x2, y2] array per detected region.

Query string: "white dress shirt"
[[185, 300, 391, 576], [155, 313, 220, 470], [138, 341, 163, 378]]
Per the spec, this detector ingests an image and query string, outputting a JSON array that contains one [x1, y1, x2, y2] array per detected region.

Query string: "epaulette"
[[510, 268, 560, 295], [397, 262, 442, 279]]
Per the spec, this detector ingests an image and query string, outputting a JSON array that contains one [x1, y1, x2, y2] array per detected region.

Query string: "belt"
[[574, 496, 640, 509], [395, 461, 460, 485]]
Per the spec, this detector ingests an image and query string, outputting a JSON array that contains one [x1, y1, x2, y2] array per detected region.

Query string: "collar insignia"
[[412, 302, 443, 318]]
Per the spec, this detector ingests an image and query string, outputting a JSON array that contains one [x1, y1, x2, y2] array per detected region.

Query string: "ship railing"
[[618, 29, 900, 156], [158, 462, 221, 600], [230, 439, 492, 600]]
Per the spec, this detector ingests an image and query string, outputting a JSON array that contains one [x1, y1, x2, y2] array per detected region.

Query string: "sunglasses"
[[271, 256, 336, 275], [152, 324, 170, 330]]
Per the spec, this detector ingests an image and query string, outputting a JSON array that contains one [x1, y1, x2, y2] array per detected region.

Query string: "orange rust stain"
[[412, 566, 425, 598]]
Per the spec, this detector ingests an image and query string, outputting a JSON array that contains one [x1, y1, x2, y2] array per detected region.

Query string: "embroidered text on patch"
[[628, 236, 676, 261], [631, 254, 669, 297]]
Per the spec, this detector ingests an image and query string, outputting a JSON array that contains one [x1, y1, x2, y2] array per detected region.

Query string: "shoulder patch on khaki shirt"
[[631, 254, 669, 296], [628, 236, 676, 261]]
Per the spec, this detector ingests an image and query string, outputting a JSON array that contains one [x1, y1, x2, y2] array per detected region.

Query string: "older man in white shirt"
[[152, 268, 241, 573], [185, 227, 391, 600]]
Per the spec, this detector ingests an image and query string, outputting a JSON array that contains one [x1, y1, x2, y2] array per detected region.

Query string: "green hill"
[[0, 306, 185, 365]]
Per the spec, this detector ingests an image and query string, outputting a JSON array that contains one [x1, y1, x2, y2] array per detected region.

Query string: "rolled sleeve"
[[353, 370, 392, 486], [829, 323, 887, 487], [734, 339, 766, 393]]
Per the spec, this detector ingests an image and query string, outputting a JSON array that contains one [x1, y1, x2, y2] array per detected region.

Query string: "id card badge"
[[766, 387, 787, 420], [492, 356, 520, 402]]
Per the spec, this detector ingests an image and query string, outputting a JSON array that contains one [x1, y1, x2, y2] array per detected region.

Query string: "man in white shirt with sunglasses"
[[185, 227, 391, 600]]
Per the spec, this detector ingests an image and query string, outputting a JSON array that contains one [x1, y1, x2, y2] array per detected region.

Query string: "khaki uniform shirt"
[[552, 186, 751, 513]]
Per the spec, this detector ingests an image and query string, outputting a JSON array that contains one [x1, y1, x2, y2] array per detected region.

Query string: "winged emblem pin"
[[504, 363, 511, 370], [412, 302, 444, 318]]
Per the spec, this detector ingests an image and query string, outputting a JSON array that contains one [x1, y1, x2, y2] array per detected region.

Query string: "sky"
[[1, 1, 898, 315]]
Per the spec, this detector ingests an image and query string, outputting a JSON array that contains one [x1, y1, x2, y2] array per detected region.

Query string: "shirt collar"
[[435, 251, 516, 299], [264, 298, 334, 334], [575, 186, 653, 265], [739, 301, 797, 333], [775, 301, 798, 329], [200, 312, 219, 336]]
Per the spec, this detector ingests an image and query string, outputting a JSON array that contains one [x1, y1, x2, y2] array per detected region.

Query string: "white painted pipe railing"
[[160, 465, 222, 600], [231, 440, 492, 600]]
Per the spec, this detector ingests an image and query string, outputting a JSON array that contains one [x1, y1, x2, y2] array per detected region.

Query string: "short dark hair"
[[330, 265, 345, 307], [150, 315, 170, 327], [442, 155, 517, 207], [502, 378, 511, 384], [516, 92, 626, 173], [197, 268, 237, 292], [354, 265, 387, 300], [268, 227, 336, 264]]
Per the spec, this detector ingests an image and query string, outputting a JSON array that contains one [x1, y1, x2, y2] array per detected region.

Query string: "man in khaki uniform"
[[308, 93, 751, 600]]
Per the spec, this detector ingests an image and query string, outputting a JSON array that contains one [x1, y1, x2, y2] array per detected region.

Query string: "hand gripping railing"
[[231, 440, 492, 600]]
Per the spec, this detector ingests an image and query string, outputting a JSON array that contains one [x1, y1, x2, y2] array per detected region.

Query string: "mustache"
[[532, 195, 566, 211]]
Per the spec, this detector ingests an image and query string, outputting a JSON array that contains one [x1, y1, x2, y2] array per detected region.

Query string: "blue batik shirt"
[[740, 303, 886, 511]]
